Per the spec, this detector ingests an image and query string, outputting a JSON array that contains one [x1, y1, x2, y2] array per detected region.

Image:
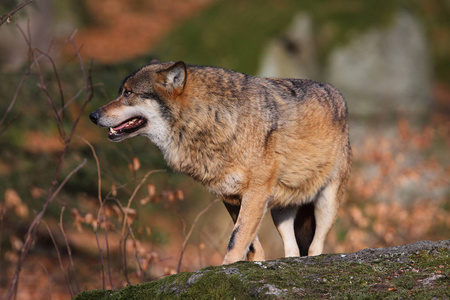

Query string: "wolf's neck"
[[155, 107, 241, 185]]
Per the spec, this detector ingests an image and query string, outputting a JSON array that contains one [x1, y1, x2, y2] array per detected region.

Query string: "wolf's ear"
[[155, 61, 187, 96]]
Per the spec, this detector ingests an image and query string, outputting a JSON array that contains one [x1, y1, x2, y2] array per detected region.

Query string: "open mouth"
[[108, 117, 147, 140]]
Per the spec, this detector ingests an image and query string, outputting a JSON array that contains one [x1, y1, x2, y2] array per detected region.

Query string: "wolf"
[[89, 60, 352, 264]]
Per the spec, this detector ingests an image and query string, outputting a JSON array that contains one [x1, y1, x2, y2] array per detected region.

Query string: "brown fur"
[[90, 61, 352, 264]]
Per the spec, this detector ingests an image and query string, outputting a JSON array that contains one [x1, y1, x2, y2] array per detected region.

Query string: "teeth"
[[109, 118, 141, 135]]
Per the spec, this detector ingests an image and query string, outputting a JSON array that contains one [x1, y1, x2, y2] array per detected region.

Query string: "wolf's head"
[[89, 61, 186, 146]]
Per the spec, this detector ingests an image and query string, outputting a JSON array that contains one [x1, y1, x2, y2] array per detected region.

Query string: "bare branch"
[[117, 170, 163, 282], [177, 198, 220, 273], [0, 0, 35, 27], [122, 231, 131, 285], [36, 48, 66, 122], [78, 136, 116, 289], [6, 158, 86, 299], [0, 51, 47, 136], [43, 220, 74, 297], [4, 11, 94, 300], [120, 170, 164, 237], [94, 230, 106, 290], [14, 23, 66, 138], [59, 207, 80, 294], [34, 257, 53, 300]]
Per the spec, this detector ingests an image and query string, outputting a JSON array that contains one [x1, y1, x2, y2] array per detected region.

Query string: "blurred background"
[[0, 0, 449, 299]]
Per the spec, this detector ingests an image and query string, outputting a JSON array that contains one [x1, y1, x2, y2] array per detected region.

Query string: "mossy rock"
[[74, 240, 449, 299]]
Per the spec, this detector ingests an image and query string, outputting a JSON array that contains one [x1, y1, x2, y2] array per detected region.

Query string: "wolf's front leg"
[[246, 236, 265, 261], [222, 191, 270, 265], [223, 200, 265, 262]]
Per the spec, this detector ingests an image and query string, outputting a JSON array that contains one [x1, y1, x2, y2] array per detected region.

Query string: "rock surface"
[[258, 11, 432, 121], [74, 240, 449, 299], [326, 11, 432, 119]]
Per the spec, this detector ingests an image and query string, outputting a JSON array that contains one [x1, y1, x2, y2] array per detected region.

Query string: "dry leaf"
[[145, 226, 151, 236], [175, 189, 184, 201], [71, 208, 84, 232], [140, 257, 149, 271], [5, 189, 21, 207], [84, 213, 94, 224], [151, 195, 160, 204], [140, 196, 151, 205], [10, 235, 23, 251], [199, 242, 206, 251], [147, 183, 155, 198], [92, 219, 98, 231], [15, 203, 29, 219], [126, 239, 136, 252], [133, 157, 141, 171], [164, 191, 175, 202], [164, 267, 177, 275], [111, 182, 117, 197], [122, 207, 136, 217], [30, 186, 45, 199], [4, 251, 18, 263]]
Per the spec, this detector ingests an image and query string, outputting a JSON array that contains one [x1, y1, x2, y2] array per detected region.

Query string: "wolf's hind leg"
[[271, 206, 300, 257], [308, 181, 339, 256], [223, 201, 265, 261]]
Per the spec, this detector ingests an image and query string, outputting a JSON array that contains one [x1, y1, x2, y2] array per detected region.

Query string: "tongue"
[[113, 118, 137, 131]]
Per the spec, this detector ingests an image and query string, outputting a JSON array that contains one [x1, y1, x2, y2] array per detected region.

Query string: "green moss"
[[73, 289, 115, 300], [75, 242, 449, 299]]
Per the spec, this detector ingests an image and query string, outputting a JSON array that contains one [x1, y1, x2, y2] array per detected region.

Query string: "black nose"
[[89, 109, 101, 124]]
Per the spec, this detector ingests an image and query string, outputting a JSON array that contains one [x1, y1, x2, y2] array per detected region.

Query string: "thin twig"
[[6, 26, 93, 300], [118, 170, 163, 281], [59, 207, 80, 293], [103, 227, 114, 289], [69, 31, 89, 100], [6, 158, 87, 300], [15, 24, 65, 138], [43, 220, 74, 298], [122, 231, 131, 285], [134, 239, 145, 283], [120, 170, 163, 237], [0, 44, 47, 136], [34, 257, 53, 300], [0, 0, 35, 27], [48, 159, 88, 203], [36, 48, 66, 124], [0, 57, 35, 135], [177, 198, 220, 273], [57, 83, 103, 116], [94, 230, 106, 290], [77, 136, 115, 289]]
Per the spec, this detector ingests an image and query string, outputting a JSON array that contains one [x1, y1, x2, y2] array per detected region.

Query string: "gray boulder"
[[258, 11, 432, 121], [326, 11, 432, 119]]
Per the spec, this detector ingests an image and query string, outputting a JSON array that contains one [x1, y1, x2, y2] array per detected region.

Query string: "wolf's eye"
[[124, 90, 132, 97]]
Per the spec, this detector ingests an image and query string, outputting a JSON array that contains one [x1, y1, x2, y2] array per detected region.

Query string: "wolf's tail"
[[294, 202, 316, 256]]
